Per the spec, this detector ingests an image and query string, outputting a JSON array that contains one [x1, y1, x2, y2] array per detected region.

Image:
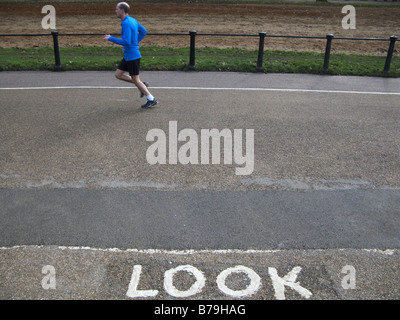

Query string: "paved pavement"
[[0, 71, 399, 302]]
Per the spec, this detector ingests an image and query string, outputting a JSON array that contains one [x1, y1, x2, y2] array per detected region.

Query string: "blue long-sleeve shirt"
[[108, 16, 147, 61]]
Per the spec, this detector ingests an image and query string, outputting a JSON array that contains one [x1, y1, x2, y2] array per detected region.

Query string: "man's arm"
[[107, 25, 132, 46], [137, 22, 147, 43], [103, 20, 146, 45]]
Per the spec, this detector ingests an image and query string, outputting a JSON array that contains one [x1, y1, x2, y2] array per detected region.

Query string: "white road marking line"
[[0, 245, 396, 255], [1, 86, 400, 95], [2, 173, 398, 191]]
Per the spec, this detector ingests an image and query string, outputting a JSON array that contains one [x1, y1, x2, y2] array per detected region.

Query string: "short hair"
[[118, 2, 130, 13]]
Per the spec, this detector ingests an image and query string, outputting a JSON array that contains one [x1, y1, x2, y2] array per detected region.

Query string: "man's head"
[[116, 2, 130, 19]]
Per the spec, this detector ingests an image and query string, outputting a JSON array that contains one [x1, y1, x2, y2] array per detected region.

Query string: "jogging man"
[[104, 2, 157, 108]]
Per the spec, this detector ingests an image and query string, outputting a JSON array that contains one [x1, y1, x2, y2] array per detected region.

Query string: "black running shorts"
[[118, 58, 141, 76]]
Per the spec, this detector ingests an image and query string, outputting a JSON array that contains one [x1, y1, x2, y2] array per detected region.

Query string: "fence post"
[[189, 30, 196, 71], [323, 34, 334, 72], [383, 35, 397, 74], [51, 30, 62, 71], [257, 32, 266, 72]]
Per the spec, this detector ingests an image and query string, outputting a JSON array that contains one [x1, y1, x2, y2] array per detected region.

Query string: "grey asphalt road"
[[0, 71, 399, 301]]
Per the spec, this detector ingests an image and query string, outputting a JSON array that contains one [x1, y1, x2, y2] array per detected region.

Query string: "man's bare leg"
[[115, 69, 132, 83], [131, 74, 151, 97], [115, 69, 149, 97]]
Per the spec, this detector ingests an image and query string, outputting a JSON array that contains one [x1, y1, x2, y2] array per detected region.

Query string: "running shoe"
[[141, 98, 158, 109]]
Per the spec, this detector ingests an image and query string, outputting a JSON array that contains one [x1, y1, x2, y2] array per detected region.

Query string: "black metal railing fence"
[[0, 30, 397, 73]]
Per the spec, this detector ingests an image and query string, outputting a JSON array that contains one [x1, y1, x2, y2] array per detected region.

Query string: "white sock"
[[147, 94, 154, 101]]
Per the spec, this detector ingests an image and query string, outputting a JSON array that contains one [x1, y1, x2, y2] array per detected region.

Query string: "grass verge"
[[0, 46, 398, 77]]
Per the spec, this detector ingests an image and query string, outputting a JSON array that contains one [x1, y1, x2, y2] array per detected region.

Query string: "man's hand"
[[103, 34, 110, 40]]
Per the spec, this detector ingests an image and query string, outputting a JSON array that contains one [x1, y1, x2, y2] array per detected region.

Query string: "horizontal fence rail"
[[0, 31, 397, 74]]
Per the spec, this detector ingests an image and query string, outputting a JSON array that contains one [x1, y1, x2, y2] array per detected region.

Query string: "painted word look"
[[126, 264, 313, 300]]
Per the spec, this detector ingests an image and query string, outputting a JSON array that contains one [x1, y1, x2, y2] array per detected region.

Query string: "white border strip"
[[0, 245, 396, 255], [1, 86, 400, 95]]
